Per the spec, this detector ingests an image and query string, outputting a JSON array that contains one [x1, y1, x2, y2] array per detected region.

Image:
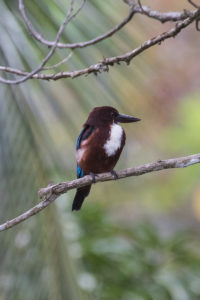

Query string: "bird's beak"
[[115, 113, 141, 123]]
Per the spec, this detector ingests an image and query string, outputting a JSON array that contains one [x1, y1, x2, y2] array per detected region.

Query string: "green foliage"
[[77, 204, 200, 300], [162, 94, 200, 154]]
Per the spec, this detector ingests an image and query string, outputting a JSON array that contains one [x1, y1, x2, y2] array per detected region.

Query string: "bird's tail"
[[72, 185, 91, 211]]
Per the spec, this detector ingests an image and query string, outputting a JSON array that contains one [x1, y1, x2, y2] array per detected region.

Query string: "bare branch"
[[0, 153, 200, 232], [18, 0, 195, 50], [127, 1, 195, 23], [188, 0, 200, 30], [137, 0, 145, 13], [19, 0, 136, 49], [188, 0, 199, 9], [1, 8, 199, 83], [42, 53, 73, 70], [0, 0, 85, 85], [0, 2, 199, 84]]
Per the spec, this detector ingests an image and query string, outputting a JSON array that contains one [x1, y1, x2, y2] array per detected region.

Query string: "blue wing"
[[77, 165, 84, 178], [76, 128, 86, 178], [76, 128, 85, 150], [76, 126, 95, 178]]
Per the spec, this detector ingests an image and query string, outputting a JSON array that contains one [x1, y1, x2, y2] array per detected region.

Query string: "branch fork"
[[0, 0, 200, 84]]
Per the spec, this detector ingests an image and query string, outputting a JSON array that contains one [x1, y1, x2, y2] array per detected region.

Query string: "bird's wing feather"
[[76, 125, 95, 178], [76, 128, 85, 150], [77, 165, 84, 178]]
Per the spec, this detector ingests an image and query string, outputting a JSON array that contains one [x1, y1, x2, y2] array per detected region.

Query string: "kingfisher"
[[72, 106, 141, 211]]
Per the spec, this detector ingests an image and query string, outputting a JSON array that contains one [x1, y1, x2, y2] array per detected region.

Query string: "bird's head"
[[85, 106, 141, 127]]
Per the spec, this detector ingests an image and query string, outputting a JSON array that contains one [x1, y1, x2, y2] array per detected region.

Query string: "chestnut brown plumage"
[[72, 106, 141, 211]]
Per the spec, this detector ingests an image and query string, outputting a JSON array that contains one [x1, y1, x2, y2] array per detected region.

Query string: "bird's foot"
[[90, 172, 97, 183], [111, 170, 119, 180]]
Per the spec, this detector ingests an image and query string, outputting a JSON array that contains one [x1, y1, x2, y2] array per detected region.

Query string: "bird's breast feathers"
[[104, 124, 123, 157], [76, 123, 124, 166]]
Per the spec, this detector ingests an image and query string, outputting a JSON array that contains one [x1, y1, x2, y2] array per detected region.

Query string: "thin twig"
[[0, 153, 200, 232], [18, 0, 195, 50], [42, 53, 73, 70], [19, 0, 136, 49], [131, 3, 195, 23], [188, 0, 200, 30], [188, 0, 199, 9], [137, 0, 144, 13], [1, 8, 199, 82], [0, 0, 85, 85]]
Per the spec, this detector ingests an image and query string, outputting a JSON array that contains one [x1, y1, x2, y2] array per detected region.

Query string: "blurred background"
[[1, 0, 200, 299]]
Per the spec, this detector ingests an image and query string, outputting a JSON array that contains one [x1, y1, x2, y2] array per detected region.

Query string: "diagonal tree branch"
[[1, 8, 199, 83], [0, 2, 200, 84], [0, 0, 86, 85], [18, 0, 193, 50], [125, 1, 195, 23], [0, 153, 200, 233], [19, 0, 136, 49]]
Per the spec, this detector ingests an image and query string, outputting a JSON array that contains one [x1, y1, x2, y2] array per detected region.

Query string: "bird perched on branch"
[[72, 106, 141, 211]]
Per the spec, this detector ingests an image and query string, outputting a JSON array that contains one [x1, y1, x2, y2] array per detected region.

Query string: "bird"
[[72, 106, 141, 211]]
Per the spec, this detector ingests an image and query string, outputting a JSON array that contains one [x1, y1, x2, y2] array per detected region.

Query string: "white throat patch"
[[104, 124, 123, 157]]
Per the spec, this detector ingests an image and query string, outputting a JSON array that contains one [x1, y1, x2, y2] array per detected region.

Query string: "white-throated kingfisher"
[[72, 106, 141, 211]]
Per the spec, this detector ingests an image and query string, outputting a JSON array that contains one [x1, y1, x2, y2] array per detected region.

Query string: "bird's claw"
[[90, 172, 97, 183], [111, 170, 119, 180]]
